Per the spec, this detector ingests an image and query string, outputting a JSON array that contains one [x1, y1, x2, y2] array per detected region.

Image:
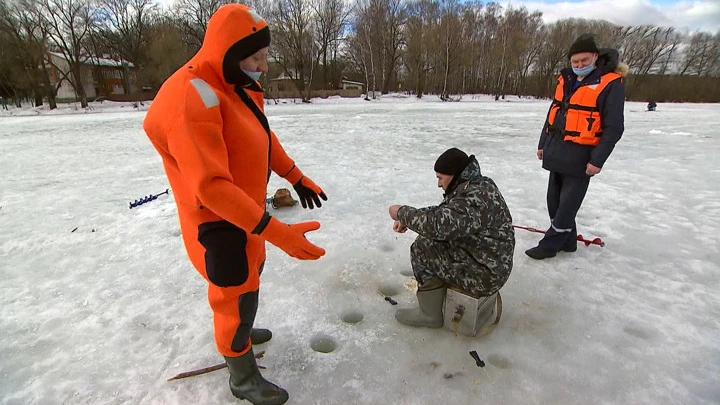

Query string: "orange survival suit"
[[143, 4, 325, 358]]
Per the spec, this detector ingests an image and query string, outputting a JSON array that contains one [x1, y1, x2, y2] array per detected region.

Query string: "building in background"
[[47, 52, 136, 101], [265, 72, 365, 99], [341, 79, 364, 91]]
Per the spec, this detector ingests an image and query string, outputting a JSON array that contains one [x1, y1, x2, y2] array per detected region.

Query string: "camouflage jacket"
[[397, 157, 515, 287]]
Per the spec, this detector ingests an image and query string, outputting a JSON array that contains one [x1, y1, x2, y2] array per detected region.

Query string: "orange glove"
[[261, 217, 326, 260]]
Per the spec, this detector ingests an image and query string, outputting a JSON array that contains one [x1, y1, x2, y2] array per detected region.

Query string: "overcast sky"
[[509, 0, 719, 33], [156, 0, 719, 33]]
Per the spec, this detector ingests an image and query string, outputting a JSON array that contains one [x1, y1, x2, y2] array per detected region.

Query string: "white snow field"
[[1, 96, 719, 405]]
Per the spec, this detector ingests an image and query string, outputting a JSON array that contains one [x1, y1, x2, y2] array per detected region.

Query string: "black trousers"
[[539, 171, 591, 251]]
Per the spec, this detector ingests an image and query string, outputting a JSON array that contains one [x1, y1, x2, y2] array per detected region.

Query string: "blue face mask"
[[572, 64, 596, 77], [243, 69, 262, 82]]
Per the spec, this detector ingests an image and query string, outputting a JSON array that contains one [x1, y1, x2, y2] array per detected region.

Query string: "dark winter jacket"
[[397, 157, 515, 296], [539, 48, 628, 177]]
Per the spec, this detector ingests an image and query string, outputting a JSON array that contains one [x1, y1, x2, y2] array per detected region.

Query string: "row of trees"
[[1, 0, 719, 109], [345, 0, 720, 101]]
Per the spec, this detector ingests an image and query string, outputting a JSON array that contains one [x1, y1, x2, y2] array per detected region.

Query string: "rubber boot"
[[525, 245, 556, 260], [225, 347, 289, 405], [395, 277, 446, 328], [251, 328, 272, 345]]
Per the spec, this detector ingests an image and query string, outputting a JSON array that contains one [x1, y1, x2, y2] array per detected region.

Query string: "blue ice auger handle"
[[129, 189, 170, 209]]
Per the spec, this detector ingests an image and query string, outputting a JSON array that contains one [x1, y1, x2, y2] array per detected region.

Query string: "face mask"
[[572, 64, 595, 77], [243, 69, 262, 82]]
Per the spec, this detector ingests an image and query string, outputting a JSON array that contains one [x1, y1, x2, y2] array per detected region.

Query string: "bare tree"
[[458, 1, 486, 94], [679, 32, 720, 76], [267, 0, 314, 101], [0, 1, 28, 106], [657, 33, 682, 75], [4, 0, 720, 104], [510, 9, 543, 96], [437, 0, 465, 100], [620, 26, 678, 75], [680, 32, 707, 76], [350, 0, 405, 94], [265, 0, 347, 100], [302, 15, 321, 101], [172, 0, 239, 52], [707, 33, 720, 77], [347, 0, 379, 98], [143, 18, 194, 89], [404, 0, 438, 98], [39, 0, 99, 108], [535, 19, 577, 95], [346, 6, 377, 99], [381, 0, 405, 93], [0, 0, 47, 107], [310, 0, 349, 89], [95, 0, 159, 92], [586, 19, 623, 47]]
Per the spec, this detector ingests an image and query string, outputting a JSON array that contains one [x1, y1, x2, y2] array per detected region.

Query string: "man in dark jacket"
[[389, 148, 515, 328], [526, 34, 628, 260]]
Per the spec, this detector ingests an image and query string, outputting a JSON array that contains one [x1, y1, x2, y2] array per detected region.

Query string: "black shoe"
[[225, 348, 289, 405], [560, 244, 577, 253], [525, 246, 557, 260], [251, 328, 272, 345]]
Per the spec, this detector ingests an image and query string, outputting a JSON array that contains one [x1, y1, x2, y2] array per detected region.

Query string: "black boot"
[[250, 328, 272, 345], [225, 348, 289, 405], [560, 243, 577, 252], [525, 246, 556, 260]]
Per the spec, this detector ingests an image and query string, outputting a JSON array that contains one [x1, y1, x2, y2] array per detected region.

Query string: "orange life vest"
[[547, 72, 622, 146]]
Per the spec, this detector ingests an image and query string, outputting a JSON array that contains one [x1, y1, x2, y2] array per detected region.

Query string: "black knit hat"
[[434, 148, 469, 176], [233, 26, 271, 61], [568, 34, 599, 58], [222, 26, 271, 84]]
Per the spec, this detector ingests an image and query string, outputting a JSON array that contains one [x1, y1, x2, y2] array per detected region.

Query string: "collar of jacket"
[[443, 156, 482, 198], [443, 180, 470, 200]]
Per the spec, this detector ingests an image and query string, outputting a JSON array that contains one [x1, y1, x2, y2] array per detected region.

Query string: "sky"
[[509, 0, 720, 33], [156, 0, 719, 33]]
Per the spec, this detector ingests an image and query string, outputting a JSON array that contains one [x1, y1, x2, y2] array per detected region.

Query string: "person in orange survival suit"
[[143, 5, 327, 405]]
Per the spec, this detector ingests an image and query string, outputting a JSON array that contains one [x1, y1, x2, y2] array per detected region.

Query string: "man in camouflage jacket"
[[389, 148, 515, 328]]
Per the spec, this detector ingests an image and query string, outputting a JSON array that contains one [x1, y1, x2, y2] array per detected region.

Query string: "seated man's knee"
[[410, 237, 443, 283], [410, 236, 433, 258]]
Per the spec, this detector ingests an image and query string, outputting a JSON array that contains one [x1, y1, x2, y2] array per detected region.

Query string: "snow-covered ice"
[[1, 96, 719, 404]]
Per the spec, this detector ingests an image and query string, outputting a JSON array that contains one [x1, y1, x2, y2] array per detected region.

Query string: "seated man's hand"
[[389, 205, 403, 220], [392, 220, 407, 233]]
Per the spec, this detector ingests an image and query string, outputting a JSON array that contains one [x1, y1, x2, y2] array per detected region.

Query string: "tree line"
[[1, 0, 719, 109]]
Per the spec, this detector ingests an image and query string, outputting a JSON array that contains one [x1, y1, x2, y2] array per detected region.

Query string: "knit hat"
[[228, 25, 271, 62], [221, 9, 271, 85], [434, 148, 469, 176], [568, 34, 599, 58]]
